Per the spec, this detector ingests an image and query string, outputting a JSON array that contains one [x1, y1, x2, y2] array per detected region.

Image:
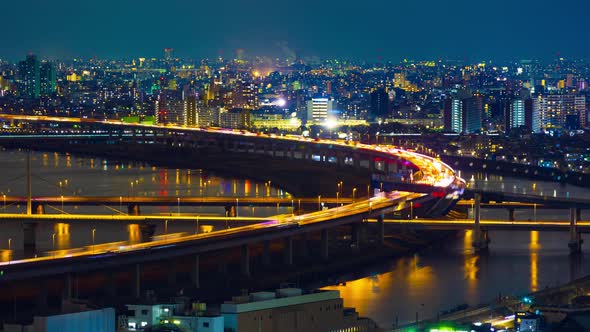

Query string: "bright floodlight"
[[275, 98, 287, 107], [323, 118, 338, 130]]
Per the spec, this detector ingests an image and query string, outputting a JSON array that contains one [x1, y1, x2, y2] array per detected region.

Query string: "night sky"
[[1, 0, 587, 61]]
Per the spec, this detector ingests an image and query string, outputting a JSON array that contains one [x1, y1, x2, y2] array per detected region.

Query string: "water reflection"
[[54, 223, 70, 250], [128, 224, 140, 244], [530, 231, 540, 292]]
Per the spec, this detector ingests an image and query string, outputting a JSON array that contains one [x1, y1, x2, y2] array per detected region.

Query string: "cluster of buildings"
[[1, 51, 589, 135], [1, 288, 378, 332]]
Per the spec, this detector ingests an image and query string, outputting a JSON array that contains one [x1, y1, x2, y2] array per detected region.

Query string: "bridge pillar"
[[472, 193, 489, 251], [283, 237, 293, 266], [106, 270, 117, 299], [577, 208, 582, 221], [290, 147, 295, 159], [167, 260, 177, 287], [133, 264, 141, 299], [63, 273, 74, 302], [139, 224, 156, 242], [508, 207, 516, 221], [36, 281, 48, 314], [128, 203, 141, 216], [353, 155, 361, 171], [321, 229, 329, 260], [241, 245, 250, 277], [351, 223, 361, 250], [23, 222, 38, 253], [32, 202, 45, 214], [369, 157, 376, 173], [569, 207, 583, 254], [383, 161, 390, 174], [191, 255, 200, 289], [262, 240, 271, 266], [298, 233, 309, 258]]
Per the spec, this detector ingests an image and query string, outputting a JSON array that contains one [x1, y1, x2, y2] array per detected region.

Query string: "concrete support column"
[[321, 229, 329, 260], [36, 281, 48, 313], [577, 208, 582, 221], [32, 203, 45, 215], [139, 224, 156, 242], [106, 270, 117, 299], [290, 147, 295, 159], [191, 255, 200, 289], [508, 207, 516, 221], [23, 222, 38, 252], [351, 223, 361, 250], [128, 204, 141, 216], [241, 245, 250, 277], [262, 240, 271, 266], [472, 193, 489, 251], [569, 207, 583, 254], [283, 237, 293, 266], [384, 161, 390, 174], [167, 260, 177, 287], [369, 157, 376, 172], [354, 155, 361, 171], [133, 264, 141, 299], [298, 234, 309, 258], [63, 273, 74, 301]]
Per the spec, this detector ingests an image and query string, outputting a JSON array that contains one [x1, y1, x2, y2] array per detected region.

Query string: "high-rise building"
[[443, 91, 483, 134], [184, 93, 198, 126], [18, 54, 40, 99], [369, 88, 389, 122], [40, 61, 56, 97], [233, 80, 257, 109], [535, 94, 586, 132], [306, 98, 334, 124], [506, 89, 534, 132], [155, 90, 185, 126], [220, 108, 251, 129]]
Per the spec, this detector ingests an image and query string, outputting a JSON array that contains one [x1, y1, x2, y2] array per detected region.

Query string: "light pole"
[[318, 195, 321, 211], [367, 184, 371, 198], [336, 192, 339, 206], [291, 199, 294, 216], [235, 198, 239, 218], [7, 238, 11, 264], [52, 233, 56, 250], [165, 220, 169, 237], [177, 197, 180, 215], [352, 188, 357, 202], [196, 216, 200, 235], [61, 195, 64, 211], [410, 202, 414, 220], [2, 194, 5, 211], [119, 196, 122, 212], [130, 182, 134, 197]]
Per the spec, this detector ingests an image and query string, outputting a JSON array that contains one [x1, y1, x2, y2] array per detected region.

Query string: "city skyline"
[[2, 0, 589, 61]]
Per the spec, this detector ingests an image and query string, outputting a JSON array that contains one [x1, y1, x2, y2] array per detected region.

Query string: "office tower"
[[155, 90, 185, 126], [369, 88, 390, 122], [219, 108, 251, 129], [506, 89, 533, 132], [40, 61, 56, 97], [184, 93, 198, 126], [443, 90, 482, 134], [306, 98, 334, 124], [18, 54, 40, 99], [536, 94, 586, 132], [233, 80, 257, 109]]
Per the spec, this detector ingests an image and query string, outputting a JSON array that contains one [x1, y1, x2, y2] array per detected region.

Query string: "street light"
[[165, 220, 169, 237], [130, 182, 134, 197], [52, 233, 56, 250], [177, 197, 181, 215], [61, 195, 64, 211], [318, 195, 321, 211], [291, 199, 294, 216], [235, 198, 239, 218], [352, 188, 357, 202], [2, 194, 5, 211], [195, 216, 200, 235], [7, 238, 11, 264], [336, 192, 339, 206]]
